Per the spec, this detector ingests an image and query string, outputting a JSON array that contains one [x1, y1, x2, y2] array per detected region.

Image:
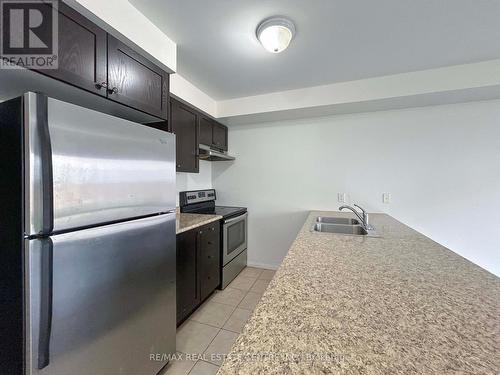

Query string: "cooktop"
[[179, 189, 247, 220]]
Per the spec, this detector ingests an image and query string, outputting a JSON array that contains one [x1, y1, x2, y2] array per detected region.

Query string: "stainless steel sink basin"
[[316, 216, 359, 225], [312, 222, 379, 237], [313, 223, 368, 235]]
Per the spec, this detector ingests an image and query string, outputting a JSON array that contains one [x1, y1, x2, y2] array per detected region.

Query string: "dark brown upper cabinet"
[[198, 115, 214, 146], [107, 35, 169, 120], [171, 98, 199, 173], [171, 99, 231, 173], [198, 115, 228, 151], [30, 3, 170, 121], [212, 122, 228, 151], [38, 2, 107, 96]]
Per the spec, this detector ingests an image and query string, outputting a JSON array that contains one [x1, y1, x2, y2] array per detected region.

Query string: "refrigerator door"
[[25, 213, 176, 375], [24, 92, 176, 235]]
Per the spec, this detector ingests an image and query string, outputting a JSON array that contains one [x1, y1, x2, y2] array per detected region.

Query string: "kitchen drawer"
[[176, 220, 220, 325], [198, 223, 220, 301], [199, 223, 219, 248]]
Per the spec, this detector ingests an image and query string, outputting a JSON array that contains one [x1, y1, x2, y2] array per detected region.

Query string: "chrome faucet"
[[354, 204, 370, 229], [339, 204, 372, 229]]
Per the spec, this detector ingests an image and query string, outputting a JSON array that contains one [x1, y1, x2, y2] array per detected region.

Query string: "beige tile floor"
[[160, 267, 275, 375]]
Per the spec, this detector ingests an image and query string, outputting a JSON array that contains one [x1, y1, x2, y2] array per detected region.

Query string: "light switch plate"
[[382, 193, 391, 204], [338, 192, 347, 203]]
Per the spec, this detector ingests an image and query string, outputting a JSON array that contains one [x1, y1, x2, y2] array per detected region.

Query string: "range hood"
[[199, 144, 235, 161]]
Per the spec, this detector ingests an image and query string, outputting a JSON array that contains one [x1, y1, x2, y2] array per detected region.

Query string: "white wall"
[[69, 1, 219, 116], [217, 59, 500, 118], [171, 74, 217, 117], [176, 161, 213, 206], [212, 100, 500, 275]]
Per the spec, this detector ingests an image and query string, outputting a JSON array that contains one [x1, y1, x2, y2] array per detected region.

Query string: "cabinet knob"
[[177, 164, 181, 168], [107, 87, 119, 94], [199, 230, 203, 234], [210, 227, 215, 231], [95, 81, 108, 90]]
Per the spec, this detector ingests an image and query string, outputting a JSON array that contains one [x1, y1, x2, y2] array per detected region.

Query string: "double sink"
[[313, 216, 379, 237]]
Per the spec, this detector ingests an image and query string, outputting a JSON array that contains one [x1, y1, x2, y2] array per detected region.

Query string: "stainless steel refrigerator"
[[0, 92, 176, 375]]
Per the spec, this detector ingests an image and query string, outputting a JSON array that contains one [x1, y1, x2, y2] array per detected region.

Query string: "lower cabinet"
[[176, 228, 199, 324], [199, 224, 220, 301], [176, 221, 220, 325]]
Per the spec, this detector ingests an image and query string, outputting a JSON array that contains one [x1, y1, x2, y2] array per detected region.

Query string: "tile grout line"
[[216, 287, 255, 332], [188, 300, 238, 329], [210, 288, 249, 308], [198, 280, 256, 368], [202, 326, 242, 368], [186, 359, 219, 375], [189, 298, 240, 360], [186, 325, 221, 374], [175, 269, 271, 375], [199, 323, 230, 370]]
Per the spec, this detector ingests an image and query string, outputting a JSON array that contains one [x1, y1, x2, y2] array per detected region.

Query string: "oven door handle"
[[224, 212, 247, 225]]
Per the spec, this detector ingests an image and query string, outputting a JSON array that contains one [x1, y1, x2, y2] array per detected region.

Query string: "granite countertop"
[[219, 211, 500, 374], [176, 211, 222, 234]]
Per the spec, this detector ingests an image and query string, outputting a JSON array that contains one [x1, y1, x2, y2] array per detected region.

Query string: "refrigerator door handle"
[[25, 92, 54, 236], [37, 94, 54, 234], [37, 238, 53, 369]]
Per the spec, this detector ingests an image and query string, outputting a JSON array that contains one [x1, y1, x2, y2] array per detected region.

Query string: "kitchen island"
[[219, 211, 500, 374]]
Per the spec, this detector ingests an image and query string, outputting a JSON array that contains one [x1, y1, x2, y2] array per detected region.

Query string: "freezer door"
[[24, 92, 176, 235], [25, 214, 176, 375]]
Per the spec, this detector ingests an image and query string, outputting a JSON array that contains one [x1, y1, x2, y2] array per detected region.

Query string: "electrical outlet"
[[337, 192, 347, 203], [382, 193, 391, 204]]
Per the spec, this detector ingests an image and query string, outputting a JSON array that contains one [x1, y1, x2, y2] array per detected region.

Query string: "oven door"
[[223, 212, 248, 266]]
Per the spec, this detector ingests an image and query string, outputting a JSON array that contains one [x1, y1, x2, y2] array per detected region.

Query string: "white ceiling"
[[130, 0, 500, 100]]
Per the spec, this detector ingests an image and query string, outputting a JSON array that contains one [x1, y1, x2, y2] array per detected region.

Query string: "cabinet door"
[[212, 122, 228, 151], [37, 2, 107, 96], [198, 223, 220, 301], [176, 230, 199, 325], [108, 35, 169, 119], [198, 115, 213, 146], [171, 99, 199, 173]]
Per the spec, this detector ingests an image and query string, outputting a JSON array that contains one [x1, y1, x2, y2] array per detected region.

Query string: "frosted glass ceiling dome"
[[256, 17, 296, 53]]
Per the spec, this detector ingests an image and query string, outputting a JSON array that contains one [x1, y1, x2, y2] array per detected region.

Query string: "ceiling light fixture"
[[256, 17, 296, 54]]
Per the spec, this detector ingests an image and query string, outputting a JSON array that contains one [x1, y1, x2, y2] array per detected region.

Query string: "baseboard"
[[247, 261, 280, 270]]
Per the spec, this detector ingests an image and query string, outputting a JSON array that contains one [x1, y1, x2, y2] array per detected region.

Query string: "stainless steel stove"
[[179, 189, 247, 289]]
